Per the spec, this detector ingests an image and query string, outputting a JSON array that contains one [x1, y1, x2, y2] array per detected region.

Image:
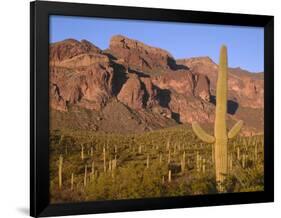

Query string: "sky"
[[50, 15, 264, 72]]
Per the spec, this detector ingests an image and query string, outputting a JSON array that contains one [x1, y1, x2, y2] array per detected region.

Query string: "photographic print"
[[49, 15, 264, 203]]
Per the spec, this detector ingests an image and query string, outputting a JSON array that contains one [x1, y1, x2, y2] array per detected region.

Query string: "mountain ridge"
[[49, 35, 264, 135]]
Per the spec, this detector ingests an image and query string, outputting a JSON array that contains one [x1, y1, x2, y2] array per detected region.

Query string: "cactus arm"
[[192, 122, 215, 143], [228, 120, 243, 139]]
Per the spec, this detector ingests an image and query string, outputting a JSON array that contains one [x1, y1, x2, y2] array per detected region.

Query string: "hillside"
[[50, 35, 264, 135]]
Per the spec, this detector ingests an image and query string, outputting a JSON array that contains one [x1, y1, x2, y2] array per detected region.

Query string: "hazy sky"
[[50, 15, 264, 72]]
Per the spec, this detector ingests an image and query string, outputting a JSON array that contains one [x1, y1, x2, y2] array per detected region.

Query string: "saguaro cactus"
[[192, 45, 243, 192]]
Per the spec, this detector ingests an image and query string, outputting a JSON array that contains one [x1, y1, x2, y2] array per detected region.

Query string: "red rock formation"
[[107, 35, 177, 73], [177, 57, 264, 109], [117, 74, 145, 110], [50, 39, 102, 62], [140, 77, 158, 108], [49, 36, 264, 134], [50, 62, 114, 111], [194, 74, 211, 102]]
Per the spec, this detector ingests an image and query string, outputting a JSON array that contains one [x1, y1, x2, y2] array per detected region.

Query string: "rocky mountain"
[[50, 35, 264, 135]]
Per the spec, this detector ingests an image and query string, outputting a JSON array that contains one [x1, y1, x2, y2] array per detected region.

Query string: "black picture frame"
[[30, 1, 274, 217]]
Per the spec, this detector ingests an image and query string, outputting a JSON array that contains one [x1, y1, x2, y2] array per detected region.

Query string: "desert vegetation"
[[50, 125, 264, 203], [49, 37, 264, 203]]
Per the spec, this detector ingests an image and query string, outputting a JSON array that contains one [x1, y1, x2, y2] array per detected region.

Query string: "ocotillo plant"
[[192, 45, 243, 192]]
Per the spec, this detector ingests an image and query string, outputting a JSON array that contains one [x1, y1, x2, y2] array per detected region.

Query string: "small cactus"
[[113, 155, 117, 169], [192, 45, 243, 192], [202, 158, 206, 174], [146, 154, 150, 169], [196, 151, 201, 172], [181, 151, 186, 172], [159, 153, 163, 164], [90, 147, 93, 157], [109, 159, 112, 171], [229, 153, 233, 171], [168, 170, 172, 183], [71, 173, 74, 191], [81, 144, 84, 160], [91, 160, 95, 175], [103, 146, 106, 172], [84, 165, 87, 187], [237, 146, 240, 160], [254, 143, 258, 162], [242, 154, 246, 168], [168, 149, 171, 164], [58, 155, 63, 189]]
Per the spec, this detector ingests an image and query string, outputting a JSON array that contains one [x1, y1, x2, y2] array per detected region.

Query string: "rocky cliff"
[[50, 35, 264, 135]]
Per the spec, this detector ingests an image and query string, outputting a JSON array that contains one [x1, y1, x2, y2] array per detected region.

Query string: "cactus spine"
[[192, 45, 243, 192]]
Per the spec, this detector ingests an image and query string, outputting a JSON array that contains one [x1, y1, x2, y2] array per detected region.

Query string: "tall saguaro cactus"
[[192, 45, 243, 192]]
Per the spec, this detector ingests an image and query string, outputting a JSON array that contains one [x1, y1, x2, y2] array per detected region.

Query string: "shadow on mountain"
[[210, 95, 239, 115], [171, 112, 181, 123], [128, 68, 150, 78], [103, 51, 118, 61], [155, 87, 181, 123], [141, 81, 149, 107], [156, 88, 171, 108], [111, 62, 128, 95], [168, 56, 189, 71]]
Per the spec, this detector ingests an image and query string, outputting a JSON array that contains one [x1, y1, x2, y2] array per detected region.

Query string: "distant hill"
[[49, 35, 264, 135]]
